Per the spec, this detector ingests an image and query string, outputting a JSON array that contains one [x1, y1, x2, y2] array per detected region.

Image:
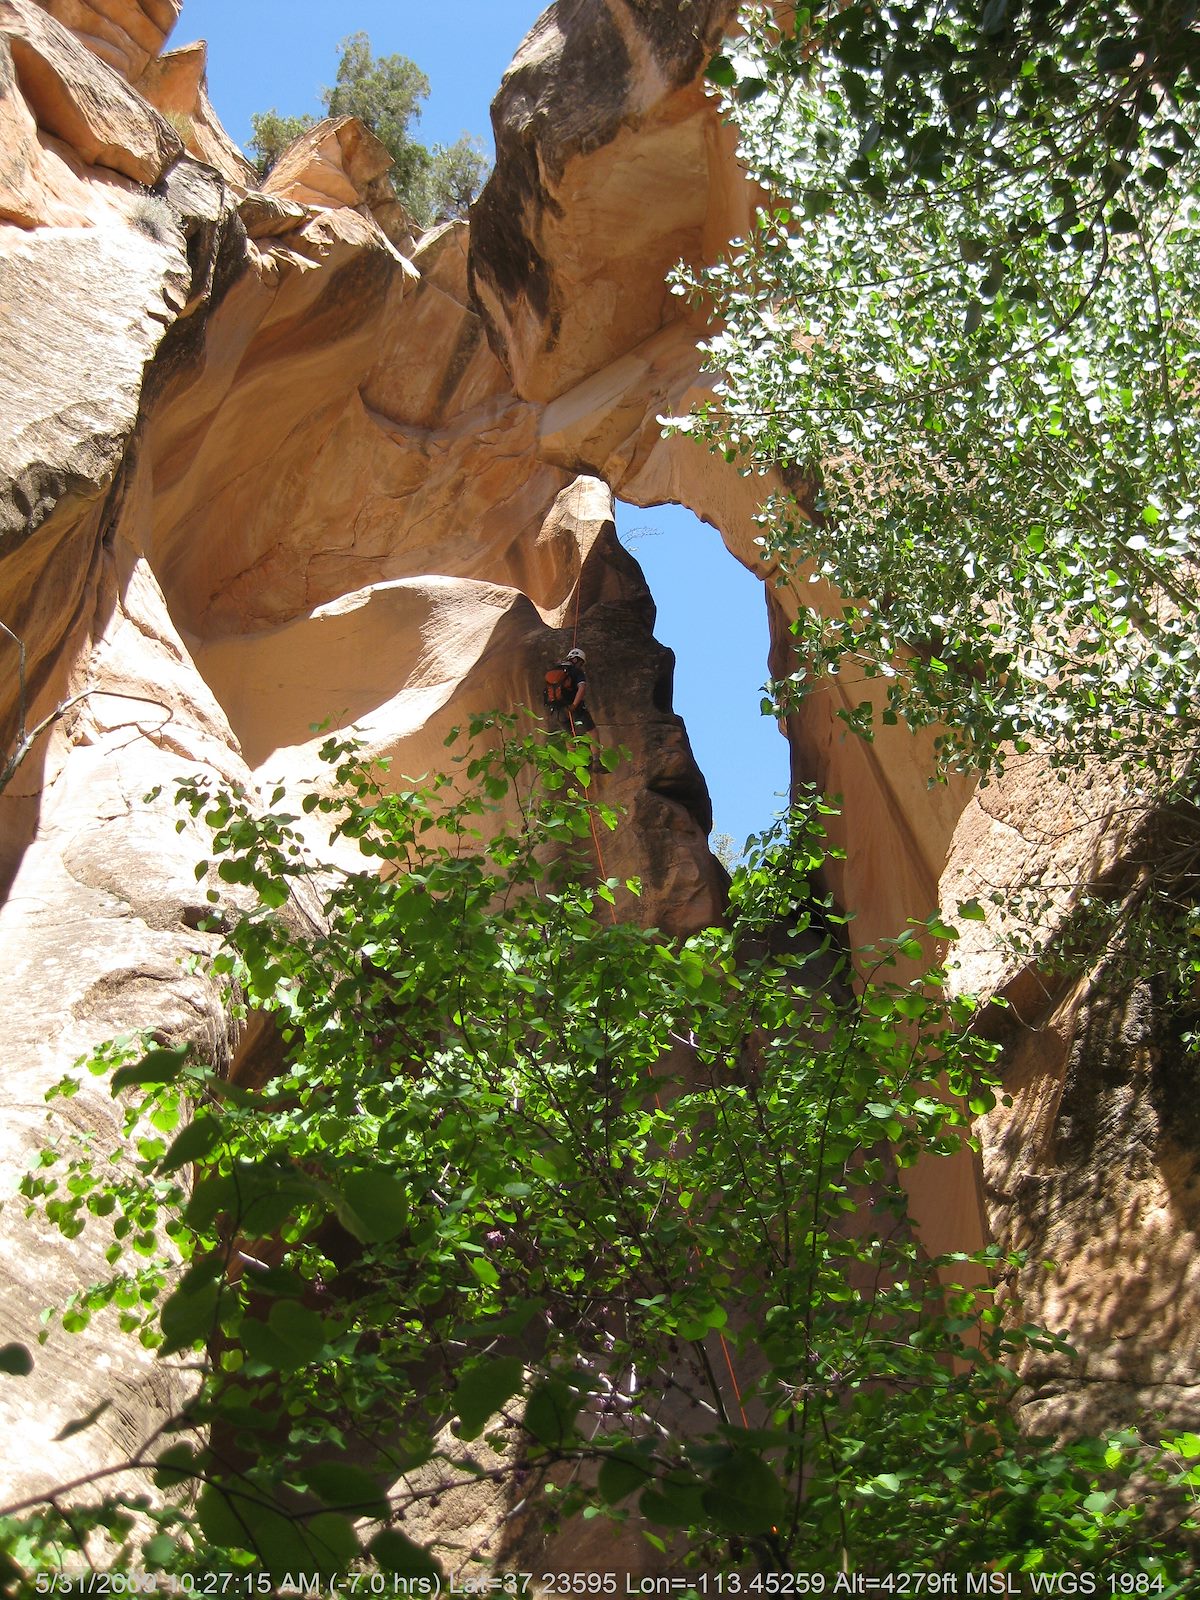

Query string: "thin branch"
[[0, 685, 173, 797]]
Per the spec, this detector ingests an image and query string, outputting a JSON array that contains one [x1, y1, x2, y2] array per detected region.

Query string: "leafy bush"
[[667, 0, 1200, 1016], [0, 719, 1190, 1582]]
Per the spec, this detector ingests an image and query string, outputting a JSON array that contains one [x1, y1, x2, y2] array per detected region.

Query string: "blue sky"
[[179, 1, 551, 151], [616, 505, 789, 852], [177, 1, 789, 850]]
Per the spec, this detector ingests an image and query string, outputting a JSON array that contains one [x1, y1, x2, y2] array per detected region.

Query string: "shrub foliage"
[[0, 721, 1192, 1583]]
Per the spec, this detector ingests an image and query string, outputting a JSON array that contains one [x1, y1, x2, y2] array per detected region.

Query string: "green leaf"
[[457, 1298, 543, 1340], [524, 1377, 580, 1448], [598, 1448, 654, 1504], [184, 1169, 236, 1231], [143, 1533, 177, 1566], [368, 1528, 443, 1580], [187, 1158, 315, 1238], [159, 1113, 224, 1173], [469, 1256, 500, 1288], [302, 1460, 389, 1520], [241, 1299, 336, 1372], [336, 1167, 410, 1244], [194, 1485, 293, 1570], [455, 1355, 524, 1440], [705, 54, 736, 88], [236, 1260, 308, 1298], [700, 1450, 785, 1535], [160, 1278, 220, 1355], [198, 1478, 360, 1575], [111, 1045, 189, 1094], [639, 1471, 708, 1529]]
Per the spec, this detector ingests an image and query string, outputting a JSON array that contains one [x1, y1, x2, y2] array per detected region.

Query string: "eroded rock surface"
[[36, 0, 180, 83], [0, 0, 722, 1514], [135, 39, 258, 187], [4, 0, 181, 181]]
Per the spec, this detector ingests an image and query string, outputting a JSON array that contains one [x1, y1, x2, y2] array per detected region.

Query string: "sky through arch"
[[616, 502, 789, 854]]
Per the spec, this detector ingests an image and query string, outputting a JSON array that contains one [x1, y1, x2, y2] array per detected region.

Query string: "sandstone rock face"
[[262, 114, 416, 250], [0, 0, 1192, 1557], [35, 0, 180, 82], [135, 39, 258, 188], [3, 0, 181, 181], [0, 546, 246, 1498], [471, 0, 743, 403], [0, 0, 721, 1512], [193, 473, 721, 934], [980, 971, 1200, 1438]]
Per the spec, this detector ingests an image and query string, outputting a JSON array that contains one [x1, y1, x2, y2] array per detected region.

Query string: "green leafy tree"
[[672, 1, 1200, 996], [247, 109, 318, 175], [323, 30, 434, 214], [0, 718, 1191, 1581], [247, 34, 491, 227], [680, 3, 1198, 794], [426, 134, 492, 223]]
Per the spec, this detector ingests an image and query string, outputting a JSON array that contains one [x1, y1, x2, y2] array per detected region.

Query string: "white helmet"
[[565, 647, 586, 664]]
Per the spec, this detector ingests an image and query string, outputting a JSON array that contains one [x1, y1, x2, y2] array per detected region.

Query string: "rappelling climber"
[[543, 646, 596, 737]]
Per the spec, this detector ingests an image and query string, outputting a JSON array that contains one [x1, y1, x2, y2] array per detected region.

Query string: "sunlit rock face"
[[34, 0, 180, 83], [471, 0, 742, 404], [0, 0, 721, 1507], [469, 0, 973, 956], [0, 0, 1194, 1550], [260, 114, 417, 250], [135, 39, 258, 188]]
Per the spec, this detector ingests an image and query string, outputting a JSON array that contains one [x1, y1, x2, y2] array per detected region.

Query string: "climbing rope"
[[571, 544, 583, 649], [565, 703, 750, 1429], [559, 540, 747, 1423]]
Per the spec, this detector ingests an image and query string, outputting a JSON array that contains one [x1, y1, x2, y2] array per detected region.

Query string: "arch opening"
[[614, 499, 789, 859]]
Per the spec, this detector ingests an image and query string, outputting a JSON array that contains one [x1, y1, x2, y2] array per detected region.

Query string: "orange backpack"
[[543, 663, 577, 708]]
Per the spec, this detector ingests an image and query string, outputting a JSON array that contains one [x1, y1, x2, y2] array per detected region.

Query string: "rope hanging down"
[[566, 708, 749, 1430]]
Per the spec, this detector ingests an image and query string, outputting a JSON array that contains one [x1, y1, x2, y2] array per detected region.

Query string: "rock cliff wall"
[[1, 0, 1196, 1553], [0, 0, 725, 1507]]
